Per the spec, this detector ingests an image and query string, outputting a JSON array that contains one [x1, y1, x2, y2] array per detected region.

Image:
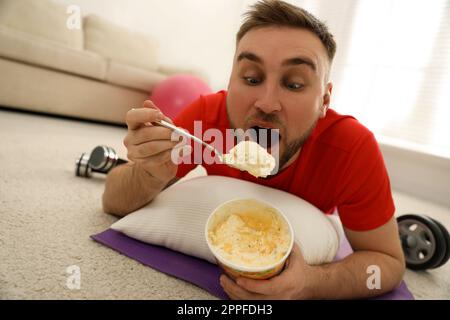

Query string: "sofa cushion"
[[0, 58, 148, 124], [84, 15, 159, 72], [0, 0, 83, 50], [0, 26, 106, 81], [106, 61, 166, 92]]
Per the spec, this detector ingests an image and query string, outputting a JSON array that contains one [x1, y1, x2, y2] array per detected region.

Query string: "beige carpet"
[[1, 108, 449, 299]]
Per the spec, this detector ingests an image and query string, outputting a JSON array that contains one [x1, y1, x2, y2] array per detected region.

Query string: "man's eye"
[[243, 77, 261, 85], [286, 82, 304, 90]]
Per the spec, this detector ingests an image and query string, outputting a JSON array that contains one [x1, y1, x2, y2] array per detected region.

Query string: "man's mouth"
[[249, 125, 281, 151]]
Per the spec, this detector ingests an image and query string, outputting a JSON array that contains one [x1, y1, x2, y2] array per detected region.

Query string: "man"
[[103, 0, 405, 299]]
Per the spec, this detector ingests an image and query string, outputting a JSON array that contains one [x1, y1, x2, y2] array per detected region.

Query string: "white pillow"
[[111, 175, 343, 265]]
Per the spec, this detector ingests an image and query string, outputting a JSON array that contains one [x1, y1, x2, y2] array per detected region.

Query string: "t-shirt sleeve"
[[172, 95, 204, 179], [336, 132, 395, 231]]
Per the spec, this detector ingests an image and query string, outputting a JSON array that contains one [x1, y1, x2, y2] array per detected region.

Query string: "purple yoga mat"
[[91, 229, 414, 300]]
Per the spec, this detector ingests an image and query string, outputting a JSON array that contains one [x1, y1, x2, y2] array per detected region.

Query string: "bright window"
[[310, 0, 450, 158]]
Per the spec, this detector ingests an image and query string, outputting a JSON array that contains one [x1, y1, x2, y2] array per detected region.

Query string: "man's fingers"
[[139, 149, 174, 167], [142, 100, 176, 124], [161, 113, 174, 124], [130, 144, 192, 167], [142, 100, 159, 110], [235, 276, 279, 295], [126, 107, 164, 130], [220, 275, 264, 300], [129, 126, 177, 146], [128, 140, 180, 159], [235, 244, 303, 296]]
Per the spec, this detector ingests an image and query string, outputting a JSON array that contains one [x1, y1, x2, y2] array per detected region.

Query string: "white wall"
[[380, 142, 450, 208], [54, 0, 353, 91], [55, 0, 249, 91]]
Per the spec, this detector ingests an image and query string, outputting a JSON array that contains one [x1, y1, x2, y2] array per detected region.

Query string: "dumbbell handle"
[[76, 147, 128, 178], [116, 158, 128, 166], [91, 157, 128, 173]]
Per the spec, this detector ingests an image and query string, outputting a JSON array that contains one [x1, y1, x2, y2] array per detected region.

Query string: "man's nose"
[[254, 84, 282, 114]]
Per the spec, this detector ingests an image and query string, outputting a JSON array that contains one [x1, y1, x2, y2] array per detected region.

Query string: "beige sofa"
[[0, 0, 205, 124]]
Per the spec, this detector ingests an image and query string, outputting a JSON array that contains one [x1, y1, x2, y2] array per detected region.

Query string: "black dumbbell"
[[75, 145, 128, 178], [397, 214, 450, 270]]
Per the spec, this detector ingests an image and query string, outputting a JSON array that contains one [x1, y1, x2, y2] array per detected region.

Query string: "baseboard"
[[379, 137, 450, 208]]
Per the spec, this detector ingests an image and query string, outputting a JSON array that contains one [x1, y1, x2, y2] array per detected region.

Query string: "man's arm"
[[303, 216, 405, 299], [102, 162, 179, 217], [220, 216, 405, 299], [102, 101, 189, 217]]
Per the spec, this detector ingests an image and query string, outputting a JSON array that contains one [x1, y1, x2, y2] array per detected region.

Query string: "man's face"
[[227, 26, 332, 172]]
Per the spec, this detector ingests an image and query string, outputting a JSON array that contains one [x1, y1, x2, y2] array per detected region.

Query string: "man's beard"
[[277, 118, 318, 171]]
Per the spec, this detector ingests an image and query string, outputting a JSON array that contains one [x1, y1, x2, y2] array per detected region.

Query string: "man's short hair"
[[236, 0, 337, 64]]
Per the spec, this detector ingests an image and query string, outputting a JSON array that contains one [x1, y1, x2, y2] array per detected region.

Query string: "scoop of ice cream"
[[223, 141, 275, 178], [208, 209, 290, 267]]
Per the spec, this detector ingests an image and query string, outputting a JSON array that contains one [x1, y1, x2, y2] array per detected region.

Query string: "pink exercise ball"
[[150, 74, 212, 119]]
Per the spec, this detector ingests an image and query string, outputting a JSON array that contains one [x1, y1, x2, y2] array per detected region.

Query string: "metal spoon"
[[149, 120, 275, 178], [151, 120, 226, 163]]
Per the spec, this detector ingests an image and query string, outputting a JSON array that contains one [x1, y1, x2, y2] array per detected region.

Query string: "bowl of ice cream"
[[205, 198, 294, 280]]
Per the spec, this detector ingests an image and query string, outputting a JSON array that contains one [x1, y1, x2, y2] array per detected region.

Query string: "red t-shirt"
[[173, 91, 395, 231]]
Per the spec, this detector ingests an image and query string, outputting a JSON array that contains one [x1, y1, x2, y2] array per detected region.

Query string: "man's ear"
[[320, 82, 333, 118]]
